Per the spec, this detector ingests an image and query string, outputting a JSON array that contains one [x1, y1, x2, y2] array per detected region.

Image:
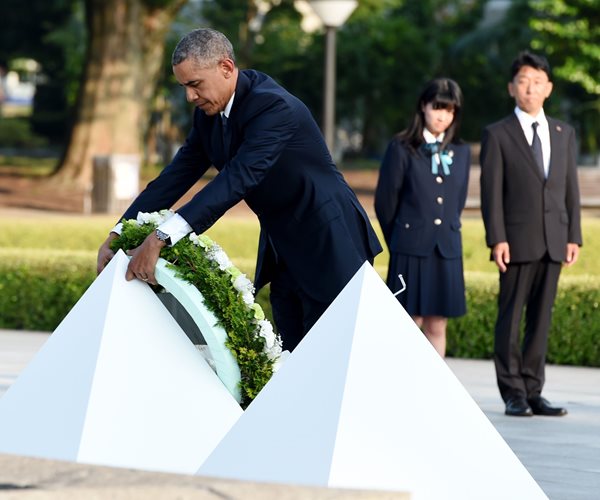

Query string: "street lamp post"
[[308, 0, 358, 155]]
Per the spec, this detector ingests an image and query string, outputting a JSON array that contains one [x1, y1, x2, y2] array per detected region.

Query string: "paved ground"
[[1, 330, 599, 499]]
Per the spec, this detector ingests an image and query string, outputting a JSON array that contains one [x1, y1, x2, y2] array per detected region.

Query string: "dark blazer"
[[122, 70, 382, 303], [375, 137, 471, 259], [480, 113, 582, 263]]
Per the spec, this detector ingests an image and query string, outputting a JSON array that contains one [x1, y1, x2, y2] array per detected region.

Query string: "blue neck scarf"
[[422, 142, 453, 176]]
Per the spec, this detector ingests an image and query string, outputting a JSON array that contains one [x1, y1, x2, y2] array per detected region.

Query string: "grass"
[[3, 214, 599, 280]]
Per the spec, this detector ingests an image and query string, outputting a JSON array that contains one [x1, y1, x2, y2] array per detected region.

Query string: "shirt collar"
[[423, 129, 445, 144], [514, 106, 547, 129], [221, 92, 235, 119]]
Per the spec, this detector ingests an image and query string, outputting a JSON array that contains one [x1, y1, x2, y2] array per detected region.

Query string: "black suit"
[[480, 112, 582, 402], [122, 70, 382, 350]]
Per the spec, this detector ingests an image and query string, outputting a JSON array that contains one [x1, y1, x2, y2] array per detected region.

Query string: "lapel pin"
[[556, 125, 562, 132]]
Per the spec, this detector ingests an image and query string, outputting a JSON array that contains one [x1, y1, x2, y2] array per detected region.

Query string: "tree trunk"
[[51, 0, 186, 188]]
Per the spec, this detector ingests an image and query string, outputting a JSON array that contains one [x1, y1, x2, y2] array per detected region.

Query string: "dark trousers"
[[269, 264, 329, 352], [494, 256, 562, 402]]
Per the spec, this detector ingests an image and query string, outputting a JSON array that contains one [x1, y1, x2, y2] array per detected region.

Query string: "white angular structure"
[[199, 263, 548, 500], [0, 250, 242, 474]]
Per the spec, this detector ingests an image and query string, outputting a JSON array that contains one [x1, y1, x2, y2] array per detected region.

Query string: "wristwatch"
[[155, 228, 172, 246]]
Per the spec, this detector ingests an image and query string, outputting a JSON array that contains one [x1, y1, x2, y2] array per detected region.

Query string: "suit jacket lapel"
[[504, 114, 545, 182], [224, 71, 252, 160]]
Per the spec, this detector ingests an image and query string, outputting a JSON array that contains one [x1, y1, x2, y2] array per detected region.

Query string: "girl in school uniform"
[[375, 78, 470, 357]]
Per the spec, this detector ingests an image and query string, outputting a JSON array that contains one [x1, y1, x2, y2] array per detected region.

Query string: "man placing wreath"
[[97, 28, 382, 352]]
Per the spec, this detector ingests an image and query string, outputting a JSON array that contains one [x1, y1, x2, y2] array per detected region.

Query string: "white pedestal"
[[0, 251, 242, 474], [199, 263, 548, 500]]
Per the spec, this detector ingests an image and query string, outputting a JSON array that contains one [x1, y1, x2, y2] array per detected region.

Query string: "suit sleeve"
[[480, 127, 506, 247], [374, 139, 407, 248], [121, 114, 212, 221], [565, 126, 583, 245], [178, 94, 298, 233]]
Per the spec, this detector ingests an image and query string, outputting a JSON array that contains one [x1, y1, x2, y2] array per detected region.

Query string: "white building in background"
[[480, 0, 511, 28], [2, 58, 39, 106]]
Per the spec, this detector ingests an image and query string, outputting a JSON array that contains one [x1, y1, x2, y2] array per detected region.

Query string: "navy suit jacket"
[[375, 137, 471, 259], [122, 70, 382, 303], [480, 113, 582, 263]]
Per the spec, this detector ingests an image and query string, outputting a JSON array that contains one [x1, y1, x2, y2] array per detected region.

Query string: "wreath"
[[110, 210, 282, 408]]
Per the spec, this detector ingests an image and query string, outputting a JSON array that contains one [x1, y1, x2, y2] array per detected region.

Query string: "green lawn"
[[3, 213, 599, 278]]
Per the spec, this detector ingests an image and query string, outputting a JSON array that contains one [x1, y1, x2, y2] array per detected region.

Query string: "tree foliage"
[[0, 0, 83, 141], [2, 0, 599, 171], [531, 0, 600, 94], [530, 0, 600, 154], [336, 0, 487, 154]]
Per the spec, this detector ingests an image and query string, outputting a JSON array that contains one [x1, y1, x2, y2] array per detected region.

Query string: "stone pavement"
[[1, 330, 599, 500]]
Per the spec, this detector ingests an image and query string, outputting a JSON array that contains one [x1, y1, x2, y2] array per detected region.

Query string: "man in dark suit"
[[97, 28, 382, 351], [480, 51, 582, 417]]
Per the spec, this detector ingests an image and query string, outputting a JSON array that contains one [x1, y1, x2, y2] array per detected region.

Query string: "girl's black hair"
[[398, 78, 464, 153]]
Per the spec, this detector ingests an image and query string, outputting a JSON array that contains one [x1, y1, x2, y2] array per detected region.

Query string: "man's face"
[[173, 58, 236, 116], [508, 65, 553, 116]]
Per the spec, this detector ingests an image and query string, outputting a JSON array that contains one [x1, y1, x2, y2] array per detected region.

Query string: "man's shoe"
[[505, 397, 533, 416], [528, 396, 567, 416]]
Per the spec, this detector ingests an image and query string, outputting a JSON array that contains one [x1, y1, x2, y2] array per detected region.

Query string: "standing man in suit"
[[480, 51, 582, 417], [97, 28, 382, 352]]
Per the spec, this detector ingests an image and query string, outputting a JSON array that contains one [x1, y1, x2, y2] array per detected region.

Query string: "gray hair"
[[171, 28, 235, 68]]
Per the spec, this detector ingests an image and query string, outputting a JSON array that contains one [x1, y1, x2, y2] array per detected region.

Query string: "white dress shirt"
[[514, 106, 551, 177]]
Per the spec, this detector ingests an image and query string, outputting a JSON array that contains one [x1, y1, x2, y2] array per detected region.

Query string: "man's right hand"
[[492, 242, 510, 273], [97, 232, 119, 275]]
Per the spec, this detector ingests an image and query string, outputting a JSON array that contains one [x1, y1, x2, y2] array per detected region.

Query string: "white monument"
[[199, 262, 548, 500], [0, 250, 242, 474]]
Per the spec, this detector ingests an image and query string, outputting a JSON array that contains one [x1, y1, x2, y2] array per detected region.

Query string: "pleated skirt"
[[386, 246, 466, 318]]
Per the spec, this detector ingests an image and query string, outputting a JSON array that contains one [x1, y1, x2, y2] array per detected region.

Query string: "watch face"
[[156, 229, 169, 242]]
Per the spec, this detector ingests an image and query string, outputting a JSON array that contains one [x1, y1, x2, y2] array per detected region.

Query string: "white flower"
[[233, 274, 255, 305], [158, 209, 175, 222], [267, 337, 283, 361], [242, 291, 254, 306], [136, 210, 174, 226], [208, 245, 233, 271], [257, 319, 283, 363], [257, 319, 276, 349], [272, 349, 289, 372], [136, 211, 151, 225], [189, 232, 214, 248]]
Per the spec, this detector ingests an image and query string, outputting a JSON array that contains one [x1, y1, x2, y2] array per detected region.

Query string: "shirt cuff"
[[158, 213, 193, 246], [111, 222, 123, 235]]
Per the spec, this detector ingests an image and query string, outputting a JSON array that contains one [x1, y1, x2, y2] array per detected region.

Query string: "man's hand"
[[492, 242, 510, 273], [125, 232, 166, 284], [564, 243, 580, 268], [97, 232, 119, 275]]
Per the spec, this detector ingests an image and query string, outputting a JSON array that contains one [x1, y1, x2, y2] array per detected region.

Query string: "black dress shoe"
[[505, 397, 533, 416], [528, 396, 568, 416]]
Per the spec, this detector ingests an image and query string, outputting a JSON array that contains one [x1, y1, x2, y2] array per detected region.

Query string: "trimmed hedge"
[[1, 251, 599, 367], [447, 271, 600, 367], [0, 249, 96, 331]]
